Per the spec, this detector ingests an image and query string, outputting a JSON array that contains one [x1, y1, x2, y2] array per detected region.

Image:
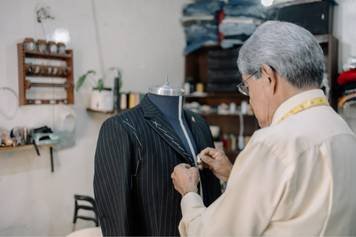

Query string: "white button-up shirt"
[[179, 89, 356, 236]]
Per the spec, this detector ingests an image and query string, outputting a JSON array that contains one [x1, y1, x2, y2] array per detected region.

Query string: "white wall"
[[0, 0, 187, 235], [334, 0, 356, 72]]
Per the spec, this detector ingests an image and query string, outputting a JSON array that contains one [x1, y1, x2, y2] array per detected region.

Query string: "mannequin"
[[94, 82, 221, 236], [147, 82, 197, 160]]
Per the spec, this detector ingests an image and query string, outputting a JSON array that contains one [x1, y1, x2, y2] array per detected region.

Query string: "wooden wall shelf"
[[24, 50, 71, 60], [86, 108, 115, 114], [17, 40, 74, 106], [186, 92, 247, 99], [185, 92, 249, 107], [86, 108, 129, 115], [26, 82, 68, 89], [0, 144, 50, 152]]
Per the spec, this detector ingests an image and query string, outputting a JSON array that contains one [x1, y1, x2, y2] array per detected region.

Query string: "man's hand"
[[171, 164, 199, 196], [199, 148, 232, 182]]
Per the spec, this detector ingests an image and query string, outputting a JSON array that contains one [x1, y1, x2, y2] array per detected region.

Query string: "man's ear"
[[261, 64, 277, 94]]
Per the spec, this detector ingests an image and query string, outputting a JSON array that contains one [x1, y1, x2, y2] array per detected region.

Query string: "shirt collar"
[[271, 89, 327, 125]]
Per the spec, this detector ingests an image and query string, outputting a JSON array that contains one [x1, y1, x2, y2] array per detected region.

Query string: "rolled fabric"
[[337, 69, 356, 86]]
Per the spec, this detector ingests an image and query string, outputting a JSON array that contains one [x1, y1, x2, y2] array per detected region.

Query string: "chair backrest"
[[73, 194, 99, 227], [75, 194, 96, 209]]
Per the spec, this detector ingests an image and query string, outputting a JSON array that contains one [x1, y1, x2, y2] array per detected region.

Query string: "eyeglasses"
[[237, 71, 258, 96]]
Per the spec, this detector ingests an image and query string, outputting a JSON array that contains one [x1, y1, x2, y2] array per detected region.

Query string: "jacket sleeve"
[[93, 118, 133, 236]]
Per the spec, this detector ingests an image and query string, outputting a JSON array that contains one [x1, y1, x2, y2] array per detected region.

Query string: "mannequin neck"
[[147, 93, 181, 120], [147, 93, 197, 157]]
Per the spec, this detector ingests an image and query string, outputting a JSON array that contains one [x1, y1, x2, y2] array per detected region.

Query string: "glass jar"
[[37, 39, 48, 53], [57, 42, 66, 55], [45, 66, 52, 75], [24, 38, 36, 51], [52, 66, 58, 76], [47, 41, 58, 54], [33, 65, 41, 74]]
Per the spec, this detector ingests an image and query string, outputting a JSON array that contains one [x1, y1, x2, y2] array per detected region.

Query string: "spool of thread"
[[229, 102, 237, 114], [241, 101, 248, 114], [238, 135, 245, 150], [184, 82, 191, 95], [120, 93, 127, 110], [196, 83, 204, 93], [129, 93, 135, 108]]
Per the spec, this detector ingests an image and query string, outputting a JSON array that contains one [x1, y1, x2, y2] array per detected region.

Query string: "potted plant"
[[76, 70, 114, 112]]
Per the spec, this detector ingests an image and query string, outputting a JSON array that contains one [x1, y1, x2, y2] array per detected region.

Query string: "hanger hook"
[[165, 76, 170, 86]]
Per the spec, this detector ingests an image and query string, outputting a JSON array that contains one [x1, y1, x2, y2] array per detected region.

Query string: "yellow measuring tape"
[[277, 97, 329, 124]]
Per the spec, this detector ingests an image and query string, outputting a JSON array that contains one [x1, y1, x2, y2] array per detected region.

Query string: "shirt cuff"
[[181, 192, 205, 221]]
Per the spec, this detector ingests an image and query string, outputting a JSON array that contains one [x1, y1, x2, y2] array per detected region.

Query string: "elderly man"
[[171, 21, 356, 236]]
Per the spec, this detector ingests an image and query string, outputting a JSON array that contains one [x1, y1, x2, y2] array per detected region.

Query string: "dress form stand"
[[148, 81, 202, 195]]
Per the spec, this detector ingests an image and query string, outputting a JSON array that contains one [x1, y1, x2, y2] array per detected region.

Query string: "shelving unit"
[[186, 92, 247, 105], [184, 43, 257, 162], [185, 93, 257, 162], [199, 113, 257, 135], [17, 41, 74, 105]]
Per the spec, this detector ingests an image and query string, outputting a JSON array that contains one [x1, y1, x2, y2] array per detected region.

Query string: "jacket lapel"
[[140, 95, 194, 164]]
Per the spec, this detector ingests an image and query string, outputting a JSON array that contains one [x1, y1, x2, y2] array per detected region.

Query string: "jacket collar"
[[271, 89, 327, 125], [140, 95, 195, 164]]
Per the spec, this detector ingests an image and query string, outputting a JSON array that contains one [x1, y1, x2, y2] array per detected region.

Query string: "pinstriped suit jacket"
[[94, 95, 221, 236]]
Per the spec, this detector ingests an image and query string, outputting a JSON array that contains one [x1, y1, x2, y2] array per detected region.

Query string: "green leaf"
[[76, 74, 86, 92], [97, 79, 104, 92], [76, 70, 96, 91]]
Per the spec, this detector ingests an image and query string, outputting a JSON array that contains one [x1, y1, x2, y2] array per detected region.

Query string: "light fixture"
[[53, 28, 71, 44], [261, 0, 274, 7], [35, 4, 54, 23]]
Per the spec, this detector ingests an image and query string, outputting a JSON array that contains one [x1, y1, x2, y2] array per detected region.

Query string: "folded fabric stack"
[[337, 57, 356, 111], [206, 48, 241, 92], [220, 0, 267, 48], [182, 0, 223, 54]]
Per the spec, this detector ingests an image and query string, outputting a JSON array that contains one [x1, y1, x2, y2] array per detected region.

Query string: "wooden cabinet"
[[17, 41, 74, 105]]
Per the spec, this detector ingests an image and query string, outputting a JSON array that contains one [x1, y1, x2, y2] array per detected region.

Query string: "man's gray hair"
[[237, 21, 325, 88]]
